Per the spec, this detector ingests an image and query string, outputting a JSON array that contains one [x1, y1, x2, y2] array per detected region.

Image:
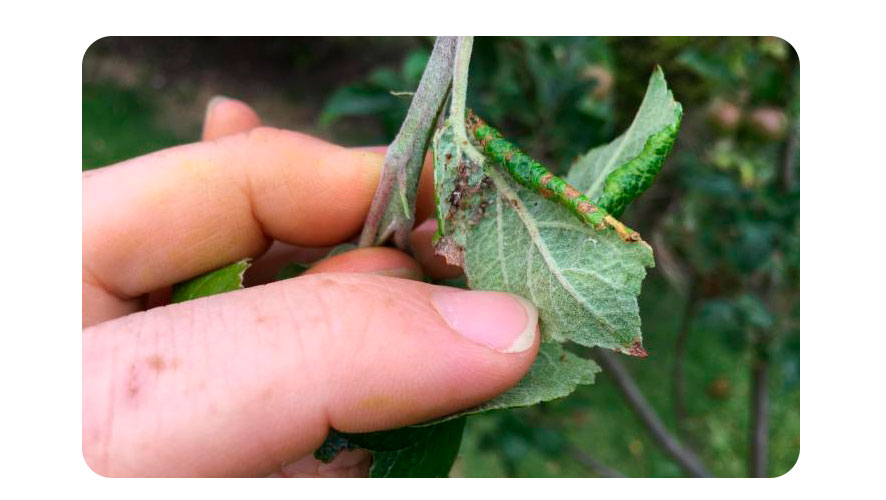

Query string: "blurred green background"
[[83, 36, 799, 477]]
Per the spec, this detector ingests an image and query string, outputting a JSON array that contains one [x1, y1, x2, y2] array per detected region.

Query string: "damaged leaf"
[[433, 119, 655, 356]]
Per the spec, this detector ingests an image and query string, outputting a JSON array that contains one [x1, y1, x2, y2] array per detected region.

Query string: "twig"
[[672, 285, 697, 441], [780, 109, 799, 193], [749, 341, 770, 477], [567, 445, 626, 478], [592, 348, 712, 478], [358, 36, 456, 249]]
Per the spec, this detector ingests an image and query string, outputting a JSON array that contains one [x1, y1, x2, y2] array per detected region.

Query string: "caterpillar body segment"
[[596, 120, 680, 217], [465, 110, 641, 243]]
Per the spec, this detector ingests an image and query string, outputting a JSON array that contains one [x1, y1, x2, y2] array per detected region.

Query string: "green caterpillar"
[[595, 122, 680, 217], [466, 110, 640, 242]]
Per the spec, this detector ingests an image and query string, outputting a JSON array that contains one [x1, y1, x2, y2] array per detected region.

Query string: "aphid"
[[466, 110, 640, 242]]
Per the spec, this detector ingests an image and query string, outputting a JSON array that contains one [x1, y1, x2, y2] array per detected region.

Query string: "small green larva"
[[466, 110, 640, 242]]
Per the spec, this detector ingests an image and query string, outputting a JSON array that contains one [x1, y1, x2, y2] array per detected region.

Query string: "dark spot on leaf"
[[625, 339, 648, 358]]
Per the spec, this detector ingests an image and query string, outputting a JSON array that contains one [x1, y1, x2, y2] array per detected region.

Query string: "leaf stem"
[[450, 36, 485, 164], [359, 36, 456, 249], [749, 335, 770, 477]]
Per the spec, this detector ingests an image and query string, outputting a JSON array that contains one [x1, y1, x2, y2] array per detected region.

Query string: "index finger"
[[83, 127, 432, 308]]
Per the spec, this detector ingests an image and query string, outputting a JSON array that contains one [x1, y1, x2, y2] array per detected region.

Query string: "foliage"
[[171, 259, 251, 302]]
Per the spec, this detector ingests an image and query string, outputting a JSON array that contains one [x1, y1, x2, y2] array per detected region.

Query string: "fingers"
[[302, 246, 423, 280], [201, 96, 262, 140], [274, 246, 422, 478], [82, 275, 539, 477], [83, 127, 439, 302], [83, 128, 375, 296]]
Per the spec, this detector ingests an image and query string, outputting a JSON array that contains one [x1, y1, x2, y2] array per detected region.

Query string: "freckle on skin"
[[146, 355, 181, 372], [359, 395, 394, 410], [146, 355, 166, 372]]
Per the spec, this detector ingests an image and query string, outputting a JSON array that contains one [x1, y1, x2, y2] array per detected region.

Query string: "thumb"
[[83, 274, 539, 477]]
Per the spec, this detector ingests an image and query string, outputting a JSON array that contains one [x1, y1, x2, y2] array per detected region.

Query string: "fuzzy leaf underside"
[[171, 258, 252, 302], [434, 121, 655, 356], [455, 343, 600, 417], [429, 118, 653, 419], [566, 66, 682, 204]]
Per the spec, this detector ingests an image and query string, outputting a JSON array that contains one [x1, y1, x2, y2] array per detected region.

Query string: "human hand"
[[82, 96, 540, 477]]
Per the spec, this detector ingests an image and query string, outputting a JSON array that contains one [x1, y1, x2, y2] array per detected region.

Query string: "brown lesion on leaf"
[[539, 187, 554, 199], [435, 235, 466, 268], [624, 339, 648, 358]]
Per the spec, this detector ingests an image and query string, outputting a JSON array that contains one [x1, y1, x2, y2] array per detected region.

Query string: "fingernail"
[[431, 290, 538, 353], [205, 95, 230, 120], [372, 267, 424, 281]]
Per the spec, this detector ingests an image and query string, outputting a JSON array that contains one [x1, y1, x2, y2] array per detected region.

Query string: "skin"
[[83, 97, 537, 477]]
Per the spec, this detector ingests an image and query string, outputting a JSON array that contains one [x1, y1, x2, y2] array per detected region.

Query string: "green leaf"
[[566, 67, 682, 211], [434, 120, 654, 356], [171, 258, 251, 303], [456, 343, 600, 416], [275, 262, 309, 281], [314, 419, 466, 478], [367, 418, 466, 477], [318, 86, 398, 128]]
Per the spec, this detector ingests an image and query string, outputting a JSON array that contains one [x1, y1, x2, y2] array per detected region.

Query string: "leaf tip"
[[623, 338, 648, 358]]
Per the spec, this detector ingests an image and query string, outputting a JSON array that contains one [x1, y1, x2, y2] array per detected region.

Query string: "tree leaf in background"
[[566, 67, 682, 215], [171, 258, 252, 302], [434, 119, 654, 356], [318, 86, 400, 128]]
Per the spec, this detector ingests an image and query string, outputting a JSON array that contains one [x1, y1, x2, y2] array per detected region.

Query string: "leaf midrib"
[[486, 167, 620, 335]]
